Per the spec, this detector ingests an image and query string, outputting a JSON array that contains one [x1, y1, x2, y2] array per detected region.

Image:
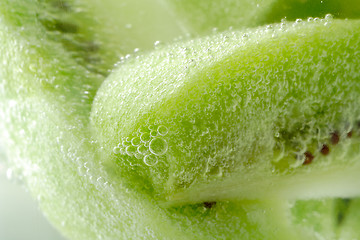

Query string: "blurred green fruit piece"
[[263, 0, 360, 26], [167, 0, 360, 35]]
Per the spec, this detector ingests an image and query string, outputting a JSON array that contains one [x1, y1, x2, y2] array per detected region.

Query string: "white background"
[[0, 156, 66, 240]]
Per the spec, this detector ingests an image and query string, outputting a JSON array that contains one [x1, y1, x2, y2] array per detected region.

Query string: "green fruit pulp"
[[1, 0, 360, 239], [0, 5, 319, 238], [91, 18, 360, 204]]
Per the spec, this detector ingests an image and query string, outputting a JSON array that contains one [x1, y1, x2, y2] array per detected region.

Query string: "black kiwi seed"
[[303, 151, 314, 165], [203, 201, 217, 209], [320, 144, 330, 155], [347, 131, 353, 138], [51, 0, 71, 12], [330, 132, 340, 145], [61, 38, 99, 53], [54, 20, 78, 33], [336, 198, 352, 226], [40, 18, 78, 34]]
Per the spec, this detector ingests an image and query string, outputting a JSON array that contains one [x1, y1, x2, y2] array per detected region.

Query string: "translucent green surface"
[[0, 0, 359, 240], [92, 19, 360, 204]]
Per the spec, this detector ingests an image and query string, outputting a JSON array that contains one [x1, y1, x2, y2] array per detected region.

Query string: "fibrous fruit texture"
[[91, 18, 360, 205], [0, 0, 360, 240]]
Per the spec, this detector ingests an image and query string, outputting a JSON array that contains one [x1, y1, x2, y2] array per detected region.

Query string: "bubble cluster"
[[113, 124, 169, 167]]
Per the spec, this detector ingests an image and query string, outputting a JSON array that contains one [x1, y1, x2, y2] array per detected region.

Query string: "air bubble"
[[122, 140, 130, 147], [150, 130, 158, 137], [148, 125, 157, 131], [29, 64, 36, 72], [97, 177, 106, 185], [157, 125, 168, 136], [138, 126, 148, 133], [137, 145, 148, 155], [126, 145, 137, 156], [135, 153, 143, 159], [113, 146, 121, 154], [144, 155, 158, 166], [77, 166, 87, 176], [290, 153, 305, 168], [140, 132, 151, 142], [325, 14, 334, 20], [307, 17, 314, 22], [131, 137, 141, 146], [149, 137, 168, 156], [120, 147, 126, 155]]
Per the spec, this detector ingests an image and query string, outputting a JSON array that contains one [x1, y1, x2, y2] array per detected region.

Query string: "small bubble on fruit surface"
[[325, 14, 333, 20], [126, 145, 137, 156], [149, 137, 168, 156], [137, 145, 148, 155], [131, 137, 141, 146], [113, 146, 121, 154], [157, 125, 168, 136], [140, 132, 151, 142], [135, 153, 143, 159], [150, 130, 158, 137], [97, 177, 106, 185], [144, 155, 158, 166]]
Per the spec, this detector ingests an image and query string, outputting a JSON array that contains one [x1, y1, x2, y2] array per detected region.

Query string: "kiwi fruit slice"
[[91, 17, 360, 205], [0, 3, 328, 238], [1, 1, 360, 240]]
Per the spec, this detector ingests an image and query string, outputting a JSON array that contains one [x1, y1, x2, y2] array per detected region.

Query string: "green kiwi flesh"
[[0, 1, 300, 239], [91, 18, 360, 205], [1, 4, 341, 239], [1, 1, 360, 239]]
